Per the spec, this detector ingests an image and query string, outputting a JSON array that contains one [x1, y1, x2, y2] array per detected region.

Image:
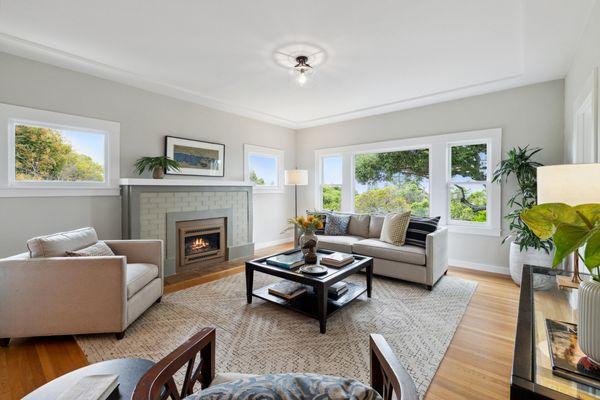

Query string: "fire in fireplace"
[[176, 218, 226, 272]]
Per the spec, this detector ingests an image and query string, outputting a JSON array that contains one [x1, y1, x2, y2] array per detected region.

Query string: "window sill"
[[447, 224, 501, 237], [253, 189, 285, 195], [0, 187, 120, 197]]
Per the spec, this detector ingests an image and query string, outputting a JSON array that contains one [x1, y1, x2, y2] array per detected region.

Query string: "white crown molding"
[[0, 31, 554, 131], [0, 32, 298, 129]]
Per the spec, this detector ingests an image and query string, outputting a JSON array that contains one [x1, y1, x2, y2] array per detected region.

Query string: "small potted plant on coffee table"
[[285, 215, 324, 264]]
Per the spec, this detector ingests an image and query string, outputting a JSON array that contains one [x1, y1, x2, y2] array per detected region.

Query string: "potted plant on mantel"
[[492, 146, 554, 286], [521, 203, 600, 363], [134, 156, 181, 179]]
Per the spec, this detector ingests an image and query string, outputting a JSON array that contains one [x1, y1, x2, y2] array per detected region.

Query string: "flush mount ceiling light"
[[274, 44, 326, 88]]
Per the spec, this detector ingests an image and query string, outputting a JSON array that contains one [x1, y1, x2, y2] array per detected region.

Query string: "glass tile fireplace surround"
[[176, 218, 227, 272]]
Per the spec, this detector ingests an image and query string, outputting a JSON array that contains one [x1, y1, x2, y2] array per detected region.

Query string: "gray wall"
[[0, 52, 295, 257], [564, 0, 600, 162], [296, 80, 565, 271]]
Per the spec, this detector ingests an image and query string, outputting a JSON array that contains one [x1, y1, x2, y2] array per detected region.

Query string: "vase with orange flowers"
[[286, 214, 324, 263]]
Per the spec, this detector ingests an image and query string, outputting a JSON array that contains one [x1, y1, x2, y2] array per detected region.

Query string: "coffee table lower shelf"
[[252, 281, 366, 320]]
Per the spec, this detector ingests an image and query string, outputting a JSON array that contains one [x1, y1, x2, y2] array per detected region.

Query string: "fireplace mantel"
[[120, 178, 252, 187], [121, 181, 254, 276]]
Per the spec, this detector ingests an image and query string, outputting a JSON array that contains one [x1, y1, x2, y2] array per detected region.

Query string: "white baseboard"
[[448, 258, 510, 276], [254, 237, 293, 250]]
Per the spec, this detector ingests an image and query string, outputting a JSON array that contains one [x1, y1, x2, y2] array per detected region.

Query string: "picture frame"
[[165, 136, 225, 177]]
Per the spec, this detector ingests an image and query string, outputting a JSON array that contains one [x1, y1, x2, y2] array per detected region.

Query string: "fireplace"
[[176, 218, 227, 272]]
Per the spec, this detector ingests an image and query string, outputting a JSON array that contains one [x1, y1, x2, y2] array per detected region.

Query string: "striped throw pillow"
[[404, 216, 441, 248]]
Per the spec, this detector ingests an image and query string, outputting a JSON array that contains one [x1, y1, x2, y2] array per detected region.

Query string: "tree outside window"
[[15, 124, 105, 182]]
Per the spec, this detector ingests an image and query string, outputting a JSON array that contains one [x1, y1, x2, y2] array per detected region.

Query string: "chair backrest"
[[132, 328, 417, 400], [370, 333, 419, 400], [132, 327, 215, 400]]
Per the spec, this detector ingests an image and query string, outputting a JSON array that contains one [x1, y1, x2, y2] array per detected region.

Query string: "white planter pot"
[[509, 242, 554, 287], [578, 280, 600, 363]]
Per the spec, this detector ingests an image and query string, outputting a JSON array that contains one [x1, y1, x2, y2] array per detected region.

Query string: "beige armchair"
[[0, 230, 163, 346]]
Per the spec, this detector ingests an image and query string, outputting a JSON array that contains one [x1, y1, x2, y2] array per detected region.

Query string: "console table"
[[511, 265, 600, 399]]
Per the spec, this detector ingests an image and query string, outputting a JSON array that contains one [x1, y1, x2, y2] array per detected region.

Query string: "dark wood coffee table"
[[245, 249, 373, 334]]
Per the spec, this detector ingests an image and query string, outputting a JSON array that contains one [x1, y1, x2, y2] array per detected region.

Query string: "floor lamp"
[[537, 164, 600, 288], [285, 169, 308, 247]]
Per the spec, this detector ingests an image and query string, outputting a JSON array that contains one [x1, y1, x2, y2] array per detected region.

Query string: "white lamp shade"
[[537, 164, 600, 205], [284, 169, 308, 186]]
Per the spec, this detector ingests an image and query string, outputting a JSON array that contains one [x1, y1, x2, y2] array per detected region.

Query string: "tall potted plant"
[[492, 146, 554, 285]]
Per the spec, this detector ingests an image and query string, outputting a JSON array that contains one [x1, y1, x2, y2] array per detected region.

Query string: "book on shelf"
[[268, 281, 308, 300], [328, 281, 348, 299], [546, 319, 600, 389], [320, 252, 354, 268], [266, 252, 305, 269], [57, 374, 119, 400]]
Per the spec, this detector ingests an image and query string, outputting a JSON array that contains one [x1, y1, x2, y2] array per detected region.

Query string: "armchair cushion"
[[192, 373, 382, 400], [126, 263, 159, 299], [27, 227, 98, 257]]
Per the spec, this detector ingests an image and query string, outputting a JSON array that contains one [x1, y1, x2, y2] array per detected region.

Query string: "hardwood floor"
[[0, 244, 519, 400]]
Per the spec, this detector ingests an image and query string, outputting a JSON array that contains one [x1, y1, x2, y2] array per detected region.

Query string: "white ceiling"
[[0, 0, 596, 129]]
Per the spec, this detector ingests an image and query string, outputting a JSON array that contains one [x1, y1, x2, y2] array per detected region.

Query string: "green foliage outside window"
[[249, 169, 265, 185], [15, 125, 104, 182], [322, 185, 341, 211], [450, 186, 487, 222]]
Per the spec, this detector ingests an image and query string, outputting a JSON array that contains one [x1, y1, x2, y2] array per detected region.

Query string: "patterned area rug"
[[76, 273, 477, 398]]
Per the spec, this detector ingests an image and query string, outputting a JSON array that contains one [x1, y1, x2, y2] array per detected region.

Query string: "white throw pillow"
[[65, 241, 115, 257], [379, 211, 411, 246]]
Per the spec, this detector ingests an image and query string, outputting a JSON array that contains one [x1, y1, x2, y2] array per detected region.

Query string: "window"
[[0, 103, 120, 197], [448, 143, 488, 224], [244, 144, 284, 193], [354, 149, 429, 216], [321, 155, 342, 211], [314, 128, 501, 236], [14, 122, 106, 183]]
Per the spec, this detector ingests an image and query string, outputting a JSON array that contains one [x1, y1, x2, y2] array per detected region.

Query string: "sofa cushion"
[[317, 235, 363, 253], [368, 215, 385, 238], [324, 213, 351, 236], [379, 211, 411, 246], [352, 239, 426, 265], [27, 227, 99, 258], [348, 214, 370, 237], [66, 241, 115, 257], [405, 216, 441, 248], [126, 263, 159, 299]]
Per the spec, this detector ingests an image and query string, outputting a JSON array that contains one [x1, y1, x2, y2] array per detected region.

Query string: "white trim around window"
[[314, 128, 502, 236], [243, 144, 284, 194], [0, 102, 120, 197]]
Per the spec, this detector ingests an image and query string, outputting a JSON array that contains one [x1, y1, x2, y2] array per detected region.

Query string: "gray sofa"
[[316, 213, 448, 289]]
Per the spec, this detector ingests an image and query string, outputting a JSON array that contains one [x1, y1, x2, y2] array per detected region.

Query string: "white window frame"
[[243, 144, 284, 194], [0, 103, 120, 197], [314, 128, 501, 236], [318, 153, 344, 211], [446, 139, 496, 234]]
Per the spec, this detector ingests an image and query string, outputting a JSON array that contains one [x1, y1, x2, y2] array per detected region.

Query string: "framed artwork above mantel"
[[165, 136, 225, 177]]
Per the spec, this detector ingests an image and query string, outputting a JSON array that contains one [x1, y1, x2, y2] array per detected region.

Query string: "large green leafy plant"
[[492, 146, 553, 252], [521, 203, 600, 281]]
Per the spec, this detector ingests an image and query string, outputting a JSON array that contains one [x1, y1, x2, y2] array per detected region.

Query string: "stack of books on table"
[[268, 281, 307, 300], [328, 281, 348, 299], [266, 252, 305, 269], [320, 252, 354, 268]]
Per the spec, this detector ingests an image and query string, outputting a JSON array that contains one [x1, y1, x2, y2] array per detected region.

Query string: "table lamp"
[[537, 163, 600, 287], [285, 169, 308, 245]]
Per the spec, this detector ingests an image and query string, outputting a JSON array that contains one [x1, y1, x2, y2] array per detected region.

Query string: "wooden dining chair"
[[132, 327, 418, 400]]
